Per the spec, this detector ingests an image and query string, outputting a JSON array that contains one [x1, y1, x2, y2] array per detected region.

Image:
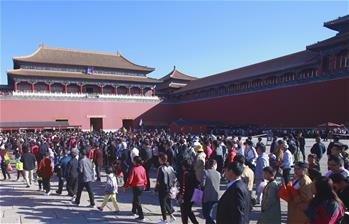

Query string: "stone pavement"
[[1, 138, 347, 224]]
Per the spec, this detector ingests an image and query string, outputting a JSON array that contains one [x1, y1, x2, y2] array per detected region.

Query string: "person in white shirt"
[[130, 146, 139, 164], [280, 140, 293, 184]]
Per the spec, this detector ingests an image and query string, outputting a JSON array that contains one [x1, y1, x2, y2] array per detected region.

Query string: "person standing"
[[280, 140, 293, 184], [259, 166, 281, 224], [179, 160, 199, 224], [255, 143, 269, 204], [216, 161, 251, 224], [56, 149, 71, 195], [330, 173, 349, 223], [38, 152, 53, 195], [0, 146, 11, 180], [155, 153, 176, 224], [20, 145, 36, 187], [93, 144, 104, 182], [201, 159, 221, 224], [310, 136, 326, 162], [297, 132, 306, 162], [66, 149, 79, 201], [194, 144, 206, 183], [124, 156, 147, 221], [287, 162, 313, 224], [305, 176, 344, 224], [73, 149, 95, 207]]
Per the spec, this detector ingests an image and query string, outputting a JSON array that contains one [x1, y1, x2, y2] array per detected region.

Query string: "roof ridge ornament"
[[40, 42, 45, 48]]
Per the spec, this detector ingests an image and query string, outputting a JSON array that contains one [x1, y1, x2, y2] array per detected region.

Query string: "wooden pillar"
[[14, 82, 18, 92], [48, 83, 52, 93], [79, 84, 83, 94], [141, 88, 144, 96], [64, 84, 68, 94], [128, 87, 131, 95], [31, 82, 35, 93], [100, 85, 104, 94], [113, 86, 117, 94]]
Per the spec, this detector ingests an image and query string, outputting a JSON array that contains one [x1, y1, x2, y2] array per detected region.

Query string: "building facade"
[[1, 15, 348, 131]]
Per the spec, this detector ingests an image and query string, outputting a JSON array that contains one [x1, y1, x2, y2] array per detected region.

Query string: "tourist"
[[124, 156, 147, 221], [310, 136, 326, 161], [66, 148, 79, 200], [139, 139, 153, 191], [201, 159, 221, 224], [15, 150, 24, 181], [255, 143, 269, 204], [269, 136, 278, 154], [211, 140, 224, 173], [297, 132, 306, 161], [330, 173, 349, 223], [0, 145, 11, 180], [194, 143, 206, 183], [243, 139, 257, 171], [224, 139, 237, 167], [326, 156, 349, 179], [307, 154, 321, 181], [330, 142, 349, 170], [234, 155, 254, 198], [259, 166, 281, 224], [93, 144, 104, 182], [305, 176, 344, 224], [56, 149, 71, 195], [280, 140, 293, 184], [97, 167, 119, 213], [38, 152, 53, 195], [73, 149, 95, 207], [20, 145, 36, 187], [287, 162, 313, 224], [216, 161, 251, 224], [179, 160, 199, 224], [155, 153, 176, 224]]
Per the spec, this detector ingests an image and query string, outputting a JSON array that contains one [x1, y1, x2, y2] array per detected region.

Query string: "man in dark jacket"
[[140, 140, 153, 191], [66, 149, 79, 200], [20, 145, 36, 188], [310, 136, 326, 161], [93, 144, 103, 182], [217, 161, 251, 224]]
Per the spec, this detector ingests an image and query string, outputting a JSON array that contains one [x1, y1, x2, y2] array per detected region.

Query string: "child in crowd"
[[97, 167, 119, 213]]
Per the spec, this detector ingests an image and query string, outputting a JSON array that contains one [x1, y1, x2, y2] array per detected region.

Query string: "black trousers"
[[75, 181, 95, 206], [132, 186, 144, 218], [300, 146, 305, 161], [67, 176, 78, 196], [17, 170, 25, 180], [180, 200, 199, 224], [144, 161, 152, 190], [283, 168, 291, 184], [158, 189, 174, 220], [1, 162, 11, 179], [42, 177, 51, 193], [57, 176, 65, 193], [95, 165, 101, 181]]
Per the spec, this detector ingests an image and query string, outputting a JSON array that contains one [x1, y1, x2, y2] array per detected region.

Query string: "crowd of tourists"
[[0, 129, 349, 224]]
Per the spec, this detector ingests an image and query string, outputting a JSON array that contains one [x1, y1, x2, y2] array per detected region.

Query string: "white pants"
[[24, 170, 34, 186]]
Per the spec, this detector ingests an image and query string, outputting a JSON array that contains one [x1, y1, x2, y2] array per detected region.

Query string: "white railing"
[[10, 91, 160, 100]]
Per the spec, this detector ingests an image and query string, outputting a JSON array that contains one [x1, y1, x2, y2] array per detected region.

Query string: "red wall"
[[175, 78, 349, 127], [1, 78, 348, 130], [0, 99, 163, 130]]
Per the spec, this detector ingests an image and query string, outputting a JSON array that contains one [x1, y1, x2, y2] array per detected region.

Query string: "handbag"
[[191, 188, 203, 205], [6, 164, 13, 172]]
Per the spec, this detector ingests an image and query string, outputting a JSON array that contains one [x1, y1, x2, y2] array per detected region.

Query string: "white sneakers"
[[44, 191, 51, 196], [170, 214, 176, 222]]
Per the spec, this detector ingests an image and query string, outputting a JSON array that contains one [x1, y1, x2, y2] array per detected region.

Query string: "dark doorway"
[[90, 118, 103, 131], [122, 119, 134, 130]]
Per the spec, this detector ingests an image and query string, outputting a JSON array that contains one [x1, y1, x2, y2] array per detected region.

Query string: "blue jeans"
[[202, 201, 217, 224]]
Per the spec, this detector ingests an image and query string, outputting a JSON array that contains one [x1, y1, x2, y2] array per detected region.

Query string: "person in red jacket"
[[124, 156, 147, 221], [38, 152, 53, 195]]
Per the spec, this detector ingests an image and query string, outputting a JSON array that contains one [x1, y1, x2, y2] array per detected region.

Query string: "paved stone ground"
[[1, 138, 348, 224]]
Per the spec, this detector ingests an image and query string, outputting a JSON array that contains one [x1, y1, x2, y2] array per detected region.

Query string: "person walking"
[[255, 143, 269, 204], [287, 162, 313, 224], [66, 149, 79, 201], [97, 167, 119, 213], [305, 176, 344, 224], [201, 159, 221, 224], [179, 160, 200, 224], [56, 149, 71, 195], [20, 145, 36, 187], [38, 152, 53, 195], [73, 149, 95, 207], [124, 156, 147, 221], [258, 166, 281, 224], [93, 144, 103, 182], [155, 153, 176, 224], [216, 161, 251, 224]]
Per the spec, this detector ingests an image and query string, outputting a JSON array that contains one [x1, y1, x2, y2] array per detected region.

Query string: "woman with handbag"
[[179, 160, 199, 224], [155, 153, 176, 224]]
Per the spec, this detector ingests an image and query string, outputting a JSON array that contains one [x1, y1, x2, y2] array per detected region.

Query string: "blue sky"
[[1, 1, 348, 84]]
